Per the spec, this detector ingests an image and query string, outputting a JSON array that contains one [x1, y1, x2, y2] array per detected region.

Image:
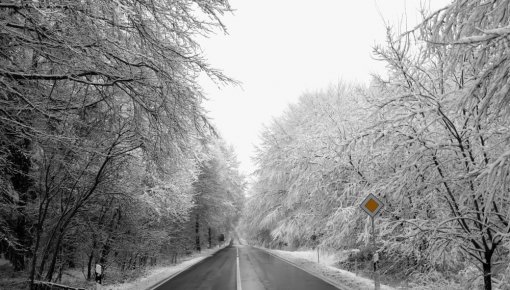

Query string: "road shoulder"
[[254, 246, 394, 290]]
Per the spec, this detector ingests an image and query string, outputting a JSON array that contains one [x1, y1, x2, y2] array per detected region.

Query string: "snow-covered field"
[[263, 248, 395, 290], [104, 247, 225, 290]]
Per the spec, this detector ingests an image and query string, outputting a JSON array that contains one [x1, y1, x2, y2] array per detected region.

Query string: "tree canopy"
[[0, 0, 244, 288], [242, 1, 510, 289]]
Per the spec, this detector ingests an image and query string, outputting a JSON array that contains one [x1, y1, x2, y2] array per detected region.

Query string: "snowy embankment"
[[105, 246, 225, 290], [261, 248, 395, 290]]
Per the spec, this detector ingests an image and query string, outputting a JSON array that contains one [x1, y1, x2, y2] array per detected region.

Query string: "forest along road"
[[154, 245, 340, 290]]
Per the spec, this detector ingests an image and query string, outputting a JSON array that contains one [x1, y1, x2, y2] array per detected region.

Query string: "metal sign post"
[[371, 216, 380, 290], [360, 193, 385, 290]]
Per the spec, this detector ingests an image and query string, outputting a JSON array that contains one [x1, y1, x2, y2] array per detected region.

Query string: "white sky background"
[[198, 0, 451, 178]]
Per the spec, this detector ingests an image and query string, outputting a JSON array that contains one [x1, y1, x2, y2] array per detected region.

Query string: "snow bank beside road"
[[264, 248, 394, 290]]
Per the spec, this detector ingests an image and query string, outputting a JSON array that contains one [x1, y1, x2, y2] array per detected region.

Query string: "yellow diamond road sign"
[[360, 193, 385, 217]]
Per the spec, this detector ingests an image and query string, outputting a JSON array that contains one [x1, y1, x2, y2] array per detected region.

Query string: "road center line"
[[236, 247, 242, 290]]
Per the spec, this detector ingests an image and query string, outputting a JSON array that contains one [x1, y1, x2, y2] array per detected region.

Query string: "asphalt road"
[[154, 245, 339, 290], [155, 246, 237, 290]]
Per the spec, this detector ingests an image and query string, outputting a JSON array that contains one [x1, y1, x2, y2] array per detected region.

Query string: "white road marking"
[[236, 247, 242, 290]]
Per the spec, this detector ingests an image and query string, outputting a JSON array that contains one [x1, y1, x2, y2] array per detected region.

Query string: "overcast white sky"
[[199, 0, 450, 177]]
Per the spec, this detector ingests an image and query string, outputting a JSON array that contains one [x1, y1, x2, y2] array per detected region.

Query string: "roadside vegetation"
[[0, 0, 244, 289], [241, 1, 510, 289]]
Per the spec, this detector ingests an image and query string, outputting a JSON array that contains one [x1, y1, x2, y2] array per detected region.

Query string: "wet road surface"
[[154, 246, 237, 290], [154, 245, 339, 290]]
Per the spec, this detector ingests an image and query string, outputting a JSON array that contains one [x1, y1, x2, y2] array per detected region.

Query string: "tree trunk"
[[29, 207, 46, 289], [45, 230, 64, 281], [29, 230, 41, 290], [483, 262, 492, 290], [125, 256, 133, 271], [195, 214, 200, 252], [87, 249, 94, 280], [7, 141, 32, 272], [98, 208, 120, 266], [208, 227, 211, 249], [131, 253, 139, 270], [121, 258, 126, 272], [38, 219, 63, 277], [57, 262, 64, 282], [11, 217, 27, 271], [481, 245, 496, 290]]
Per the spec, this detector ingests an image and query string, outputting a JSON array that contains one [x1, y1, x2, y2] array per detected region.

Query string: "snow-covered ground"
[[263, 248, 395, 290], [104, 246, 225, 290], [0, 258, 9, 266]]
